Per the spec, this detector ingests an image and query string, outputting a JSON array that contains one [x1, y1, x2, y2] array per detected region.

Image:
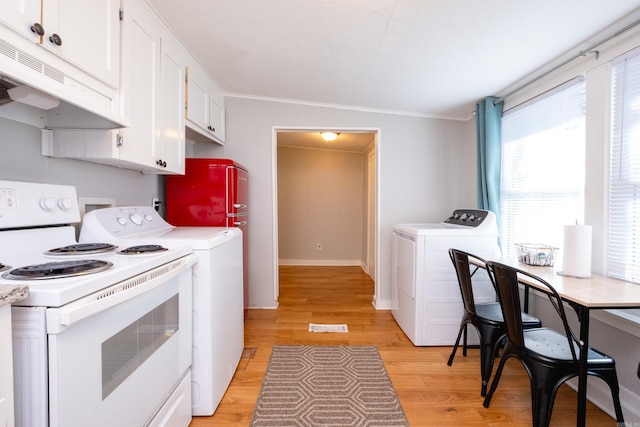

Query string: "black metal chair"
[[447, 249, 542, 396], [483, 261, 624, 427]]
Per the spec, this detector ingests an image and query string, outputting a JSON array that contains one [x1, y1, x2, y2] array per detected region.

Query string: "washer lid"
[[394, 210, 498, 236], [394, 223, 481, 236]]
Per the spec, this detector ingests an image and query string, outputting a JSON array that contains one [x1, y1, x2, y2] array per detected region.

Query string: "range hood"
[[0, 39, 129, 130]]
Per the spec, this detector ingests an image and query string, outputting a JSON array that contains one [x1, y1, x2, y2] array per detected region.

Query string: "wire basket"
[[515, 243, 558, 266]]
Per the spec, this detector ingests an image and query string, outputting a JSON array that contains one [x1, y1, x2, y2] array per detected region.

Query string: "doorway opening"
[[273, 128, 379, 304]]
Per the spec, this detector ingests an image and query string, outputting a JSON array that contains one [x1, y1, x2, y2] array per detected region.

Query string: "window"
[[500, 78, 586, 258], [609, 47, 640, 283]]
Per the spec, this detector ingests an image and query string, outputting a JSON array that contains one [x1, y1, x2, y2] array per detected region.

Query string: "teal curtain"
[[476, 97, 503, 221]]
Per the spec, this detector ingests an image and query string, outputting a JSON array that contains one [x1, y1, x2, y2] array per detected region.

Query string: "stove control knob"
[[143, 214, 154, 222], [58, 197, 73, 211], [117, 217, 128, 226], [129, 214, 144, 226], [39, 197, 56, 211]]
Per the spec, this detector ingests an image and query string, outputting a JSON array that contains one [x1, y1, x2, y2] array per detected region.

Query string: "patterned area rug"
[[250, 345, 409, 426]]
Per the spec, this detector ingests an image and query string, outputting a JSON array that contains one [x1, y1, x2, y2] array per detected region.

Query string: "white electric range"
[[79, 205, 244, 417], [0, 180, 195, 427]]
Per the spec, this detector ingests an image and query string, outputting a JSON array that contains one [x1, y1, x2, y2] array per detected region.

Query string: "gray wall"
[[218, 96, 468, 309], [0, 117, 162, 207], [0, 101, 472, 311]]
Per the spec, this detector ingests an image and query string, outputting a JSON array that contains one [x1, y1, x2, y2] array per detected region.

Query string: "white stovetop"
[[0, 226, 191, 307]]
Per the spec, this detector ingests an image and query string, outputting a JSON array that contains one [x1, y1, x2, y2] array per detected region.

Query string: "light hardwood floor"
[[189, 265, 619, 426]]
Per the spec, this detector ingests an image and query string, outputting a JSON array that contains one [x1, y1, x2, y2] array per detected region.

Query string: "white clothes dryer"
[[392, 209, 501, 346]]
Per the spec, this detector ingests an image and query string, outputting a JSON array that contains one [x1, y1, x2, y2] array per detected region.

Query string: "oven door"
[[45, 255, 195, 427]]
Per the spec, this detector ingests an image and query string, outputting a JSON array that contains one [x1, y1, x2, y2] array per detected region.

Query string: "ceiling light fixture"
[[321, 132, 339, 141]]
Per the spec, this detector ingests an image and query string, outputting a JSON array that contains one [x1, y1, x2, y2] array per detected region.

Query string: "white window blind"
[[609, 47, 640, 283], [500, 78, 586, 258]]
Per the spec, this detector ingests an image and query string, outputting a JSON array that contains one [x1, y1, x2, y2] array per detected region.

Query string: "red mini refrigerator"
[[166, 158, 249, 314]]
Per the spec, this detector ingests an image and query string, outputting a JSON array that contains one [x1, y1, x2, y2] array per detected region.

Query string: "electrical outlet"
[[151, 197, 161, 211], [317, 243, 323, 251]]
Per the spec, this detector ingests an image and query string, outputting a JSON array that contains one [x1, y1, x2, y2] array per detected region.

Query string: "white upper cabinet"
[[158, 33, 187, 174], [185, 61, 225, 144], [33, 0, 223, 173], [1, 0, 120, 88], [117, 0, 163, 170], [117, 0, 185, 173], [42, 0, 186, 174]]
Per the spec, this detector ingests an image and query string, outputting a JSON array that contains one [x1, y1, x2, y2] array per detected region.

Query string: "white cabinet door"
[[0, 0, 42, 43], [120, 0, 186, 174], [185, 62, 225, 144], [118, 0, 162, 169], [185, 64, 209, 131], [158, 32, 186, 174], [0, 305, 15, 427], [0, 0, 120, 88], [209, 88, 225, 143], [42, 0, 120, 88]]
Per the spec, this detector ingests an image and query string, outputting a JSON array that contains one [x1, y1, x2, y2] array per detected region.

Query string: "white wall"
[[220, 97, 467, 309], [0, 117, 162, 207]]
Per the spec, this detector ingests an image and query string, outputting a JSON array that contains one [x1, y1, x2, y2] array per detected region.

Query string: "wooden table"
[[471, 257, 640, 427]]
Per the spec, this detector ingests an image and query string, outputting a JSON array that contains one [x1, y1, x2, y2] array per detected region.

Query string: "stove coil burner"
[[2, 259, 113, 280], [118, 244, 168, 255], [45, 243, 118, 255]]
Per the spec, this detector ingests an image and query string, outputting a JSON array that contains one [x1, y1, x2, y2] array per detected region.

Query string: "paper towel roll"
[[561, 224, 592, 278]]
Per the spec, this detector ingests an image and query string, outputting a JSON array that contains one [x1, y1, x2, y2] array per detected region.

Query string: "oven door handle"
[[46, 255, 196, 334]]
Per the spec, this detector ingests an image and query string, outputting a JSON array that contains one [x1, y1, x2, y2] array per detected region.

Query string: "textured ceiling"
[[148, 0, 640, 120]]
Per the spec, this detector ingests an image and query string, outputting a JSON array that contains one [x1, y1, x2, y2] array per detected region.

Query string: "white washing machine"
[[79, 206, 244, 416], [392, 209, 501, 346]]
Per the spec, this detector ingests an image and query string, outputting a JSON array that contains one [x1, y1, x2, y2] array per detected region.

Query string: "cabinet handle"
[[207, 125, 215, 132], [49, 33, 63, 46], [156, 159, 167, 168], [30, 23, 45, 36]]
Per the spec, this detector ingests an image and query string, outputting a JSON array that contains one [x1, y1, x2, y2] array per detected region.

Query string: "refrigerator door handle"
[[233, 203, 247, 209]]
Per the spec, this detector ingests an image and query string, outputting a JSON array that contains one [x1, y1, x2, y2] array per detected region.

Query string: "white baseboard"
[[565, 378, 640, 423], [278, 259, 363, 266], [372, 295, 393, 310], [592, 309, 640, 337]]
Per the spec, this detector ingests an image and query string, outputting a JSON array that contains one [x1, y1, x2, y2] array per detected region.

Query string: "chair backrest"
[[448, 249, 487, 315], [486, 261, 580, 362]]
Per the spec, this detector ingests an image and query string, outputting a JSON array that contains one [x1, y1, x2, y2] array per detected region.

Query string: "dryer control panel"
[[443, 209, 492, 227]]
